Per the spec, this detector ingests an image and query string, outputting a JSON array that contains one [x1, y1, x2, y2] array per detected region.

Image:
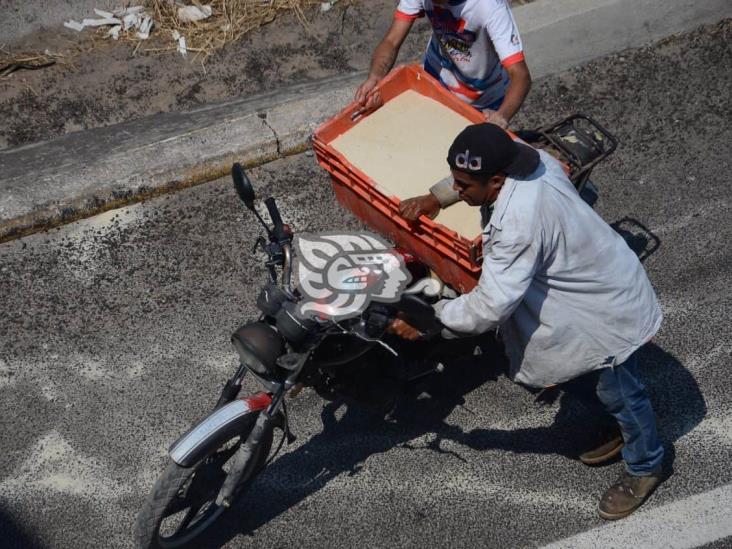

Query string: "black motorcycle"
[[134, 163, 452, 548]]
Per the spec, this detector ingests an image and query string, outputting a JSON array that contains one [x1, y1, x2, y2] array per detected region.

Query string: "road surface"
[[0, 20, 730, 549]]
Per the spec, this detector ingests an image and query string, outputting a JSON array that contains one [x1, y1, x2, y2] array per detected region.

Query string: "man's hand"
[[388, 318, 422, 341], [399, 194, 441, 222], [354, 18, 413, 114], [354, 76, 384, 114], [483, 109, 508, 129]]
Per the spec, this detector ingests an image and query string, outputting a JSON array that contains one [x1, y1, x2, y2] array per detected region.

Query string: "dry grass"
[[136, 0, 331, 61], [1, 0, 346, 76], [0, 47, 73, 78]]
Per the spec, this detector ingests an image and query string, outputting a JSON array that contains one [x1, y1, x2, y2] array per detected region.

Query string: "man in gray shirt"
[[390, 123, 665, 520]]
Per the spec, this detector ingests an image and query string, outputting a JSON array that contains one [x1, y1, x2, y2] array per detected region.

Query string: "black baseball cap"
[[447, 123, 540, 178]]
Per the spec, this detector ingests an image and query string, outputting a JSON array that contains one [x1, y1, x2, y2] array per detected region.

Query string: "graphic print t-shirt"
[[396, 0, 524, 109]]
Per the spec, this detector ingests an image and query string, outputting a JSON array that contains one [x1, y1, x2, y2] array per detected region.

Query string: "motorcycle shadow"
[[196, 335, 508, 547], [197, 341, 704, 547]]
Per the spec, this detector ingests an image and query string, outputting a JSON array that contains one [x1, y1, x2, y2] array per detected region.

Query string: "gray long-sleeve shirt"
[[436, 150, 663, 388]]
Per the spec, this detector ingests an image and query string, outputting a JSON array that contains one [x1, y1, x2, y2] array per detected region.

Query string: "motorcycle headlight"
[[231, 322, 284, 376]]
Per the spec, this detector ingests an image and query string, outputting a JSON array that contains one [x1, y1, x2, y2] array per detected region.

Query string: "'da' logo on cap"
[[455, 149, 482, 171]]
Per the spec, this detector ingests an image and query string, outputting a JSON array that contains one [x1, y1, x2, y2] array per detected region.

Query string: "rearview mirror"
[[232, 163, 255, 210]]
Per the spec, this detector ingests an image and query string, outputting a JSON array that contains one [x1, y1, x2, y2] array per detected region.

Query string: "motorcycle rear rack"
[[518, 114, 619, 193]]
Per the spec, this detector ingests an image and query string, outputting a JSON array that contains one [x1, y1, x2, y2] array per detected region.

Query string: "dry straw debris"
[[1, 1, 346, 77], [138, 1, 328, 60], [0, 48, 71, 78]]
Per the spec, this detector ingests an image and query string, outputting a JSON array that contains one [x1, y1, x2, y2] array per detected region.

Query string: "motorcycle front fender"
[[169, 392, 272, 467]]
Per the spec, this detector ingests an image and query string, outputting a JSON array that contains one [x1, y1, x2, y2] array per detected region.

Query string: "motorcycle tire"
[[134, 413, 274, 549]]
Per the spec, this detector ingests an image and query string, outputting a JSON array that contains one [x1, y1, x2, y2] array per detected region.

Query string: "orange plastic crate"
[[312, 65, 488, 293]]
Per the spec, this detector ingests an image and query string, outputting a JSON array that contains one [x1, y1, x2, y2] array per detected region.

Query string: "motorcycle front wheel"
[[134, 415, 274, 549]]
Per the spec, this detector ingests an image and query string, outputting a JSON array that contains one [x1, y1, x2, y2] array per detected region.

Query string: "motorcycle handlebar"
[[394, 294, 442, 335], [264, 197, 288, 242]]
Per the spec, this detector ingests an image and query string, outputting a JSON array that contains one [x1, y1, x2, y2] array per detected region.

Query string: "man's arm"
[[482, 2, 531, 127], [355, 17, 414, 111], [494, 60, 531, 124], [437, 222, 540, 334], [399, 175, 458, 223]]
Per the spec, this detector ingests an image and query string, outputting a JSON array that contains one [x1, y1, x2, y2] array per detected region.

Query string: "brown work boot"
[[579, 425, 624, 465], [598, 470, 662, 520]]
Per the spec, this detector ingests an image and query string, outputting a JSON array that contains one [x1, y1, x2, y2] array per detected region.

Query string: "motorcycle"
[[134, 114, 617, 548], [134, 162, 454, 548]]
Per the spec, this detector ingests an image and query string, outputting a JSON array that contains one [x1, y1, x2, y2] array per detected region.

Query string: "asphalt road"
[[1, 21, 730, 549]]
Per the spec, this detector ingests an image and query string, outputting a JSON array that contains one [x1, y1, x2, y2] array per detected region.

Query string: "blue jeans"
[[563, 350, 664, 476]]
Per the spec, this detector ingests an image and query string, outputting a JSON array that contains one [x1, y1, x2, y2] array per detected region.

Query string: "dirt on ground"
[[0, 1, 430, 149]]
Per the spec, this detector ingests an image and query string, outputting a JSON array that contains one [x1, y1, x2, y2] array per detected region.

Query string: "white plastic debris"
[[63, 20, 85, 32], [122, 13, 138, 30], [136, 16, 154, 39], [177, 5, 213, 23], [107, 25, 122, 40], [63, 5, 153, 39], [82, 17, 122, 27], [178, 36, 188, 57], [172, 32, 187, 57], [320, 2, 332, 12], [62, 4, 201, 58], [93, 9, 115, 19], [113, 6, 144, 17]]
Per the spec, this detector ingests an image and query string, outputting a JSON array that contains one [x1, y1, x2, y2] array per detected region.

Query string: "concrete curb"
[[0, 73, 363, 243], [1, 0, 730, 242]]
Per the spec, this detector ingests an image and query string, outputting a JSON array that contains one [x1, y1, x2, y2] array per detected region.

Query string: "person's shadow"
[[450, 343, 703, 480], [198, 337, 704, 547]]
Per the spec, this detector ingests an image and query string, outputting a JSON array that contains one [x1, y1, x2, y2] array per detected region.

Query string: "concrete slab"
[[264, 84, 357, 156], [1, 0, 730, 243]]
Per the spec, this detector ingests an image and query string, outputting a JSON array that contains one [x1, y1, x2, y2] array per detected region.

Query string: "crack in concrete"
[[259, 112, 282, 157]]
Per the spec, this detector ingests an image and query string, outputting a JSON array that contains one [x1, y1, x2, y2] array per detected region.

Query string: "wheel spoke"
[[165, 493, 194, 517], [175, 500, 208, 534]]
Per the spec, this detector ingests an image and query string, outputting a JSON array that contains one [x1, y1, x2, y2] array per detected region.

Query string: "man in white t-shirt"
[[355, 0, 531, 130]]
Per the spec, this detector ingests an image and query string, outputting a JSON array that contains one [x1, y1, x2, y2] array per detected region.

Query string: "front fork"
[[215, 354, 306, 507], [214, 364, 248, 409], [215, 384, 288, 508]]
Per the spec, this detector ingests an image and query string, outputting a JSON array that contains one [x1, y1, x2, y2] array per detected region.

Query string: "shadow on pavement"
[[197, 336, 507, 548], [197, 338, 704, 547], [0, 504, 45, 549], [612, 217, 661, 262], [454, 343, 705, 475]]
